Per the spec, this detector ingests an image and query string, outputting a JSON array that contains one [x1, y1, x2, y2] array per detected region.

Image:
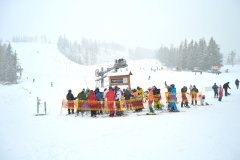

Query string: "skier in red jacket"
[[218, 85, 223, 101], [106, 87, 115, 117], [88, 90, 97, 117]]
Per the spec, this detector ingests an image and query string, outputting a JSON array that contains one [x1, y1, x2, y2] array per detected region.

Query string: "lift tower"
[[95, 59, 128, 88]]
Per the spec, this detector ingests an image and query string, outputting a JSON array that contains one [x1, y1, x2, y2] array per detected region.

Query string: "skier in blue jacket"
[[165, 81, 179, 112], [212, 83, 219, 98], [95, 87, 103, 114]]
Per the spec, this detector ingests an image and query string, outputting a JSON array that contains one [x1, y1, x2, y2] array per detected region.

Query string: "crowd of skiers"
[[64, 78, 239, 117], [65, 86, 145, 117]]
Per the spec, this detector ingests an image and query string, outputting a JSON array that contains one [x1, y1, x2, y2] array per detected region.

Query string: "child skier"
[[218, 85, 223, 101], [165, 82, 179, 112], [147, 88, 154, 114], [191, 85, 199, 105], [199, 94, 205, 105], [181, 86, 190, 108]]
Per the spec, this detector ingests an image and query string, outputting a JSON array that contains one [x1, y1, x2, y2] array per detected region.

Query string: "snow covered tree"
[[187, 40, 196, 70], [197, 39, 208, 70], [155, 37, 223, 71], [0, 43, 6, 81], [179, 40, 188, 69], [227, 51, 236, 66], [207, 37, 223, 69], [0, 43, 19, 83], [57, 36, 102, 65]]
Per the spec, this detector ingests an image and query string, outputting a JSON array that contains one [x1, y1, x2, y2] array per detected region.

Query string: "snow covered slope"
[[0, 42, 240, 160]]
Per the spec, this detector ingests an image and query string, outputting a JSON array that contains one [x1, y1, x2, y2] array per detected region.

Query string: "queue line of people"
[[63, 78, 240, 117], [63, 88, 201, 117], [63, 83, 211, 117], [62, 82, 202, 117], [63, 86, 145, 117]]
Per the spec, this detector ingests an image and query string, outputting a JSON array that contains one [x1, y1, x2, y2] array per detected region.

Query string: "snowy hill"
[[0, 42, 240, 160]]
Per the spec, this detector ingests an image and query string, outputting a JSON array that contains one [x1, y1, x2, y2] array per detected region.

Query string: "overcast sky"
[[0, 0, 239, 54]]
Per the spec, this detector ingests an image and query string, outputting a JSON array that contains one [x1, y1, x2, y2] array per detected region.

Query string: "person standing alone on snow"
[[235, 79, 239, 89]]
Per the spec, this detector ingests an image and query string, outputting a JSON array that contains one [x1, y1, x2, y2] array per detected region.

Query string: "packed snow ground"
[[1, 42, 240, 160]]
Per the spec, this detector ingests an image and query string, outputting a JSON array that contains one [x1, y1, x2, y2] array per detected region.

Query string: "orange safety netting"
[[62, 92, 203, 111]]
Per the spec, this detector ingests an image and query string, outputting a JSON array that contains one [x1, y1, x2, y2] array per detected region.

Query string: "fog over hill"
[[0, 41, 240, 160]]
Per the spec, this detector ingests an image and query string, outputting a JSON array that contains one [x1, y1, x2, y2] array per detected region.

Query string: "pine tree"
[[155, 37, 222, 71], [9, 51, 17, 82], [0, 44, 18, 83], [227, 51, 236, 66], [207, 37, 223, 69], [193, 41, 199, 69], [0, 43, 19, 83], [197, 39, 208, 70], [180, 40, 188, 69], [5, 44, 14, 82], [187, 40, 196, 70], [0, 43, 5, 81], [177, 43, 184, 69]]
